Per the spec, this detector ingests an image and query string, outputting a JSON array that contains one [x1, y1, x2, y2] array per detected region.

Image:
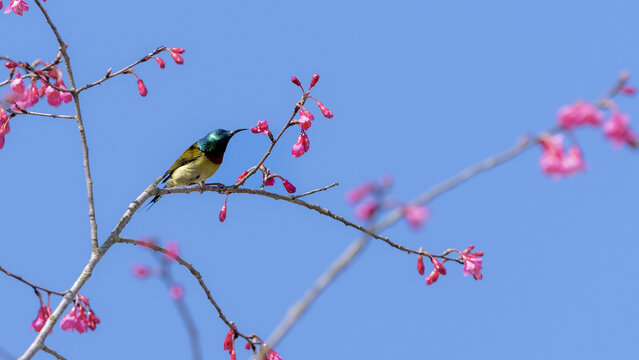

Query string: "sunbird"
[[149, 128, 247, 205]]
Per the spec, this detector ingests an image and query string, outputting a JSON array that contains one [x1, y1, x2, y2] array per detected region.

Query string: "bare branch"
[[77, 46, 168, 93], [41, 346, 66, 360], [291, 182, 339, 199], [0, 265, 66, 297], [8, 108, 75, 119], [33, 0, 99, 251]]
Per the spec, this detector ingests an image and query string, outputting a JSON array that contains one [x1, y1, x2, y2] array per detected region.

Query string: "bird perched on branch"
[[149, 128, 247, 206]]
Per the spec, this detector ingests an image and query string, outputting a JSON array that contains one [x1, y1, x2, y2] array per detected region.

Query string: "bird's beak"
[[230, 128, 248, 136]]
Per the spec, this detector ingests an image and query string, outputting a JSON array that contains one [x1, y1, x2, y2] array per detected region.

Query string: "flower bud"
[[425, 268, 439, 285], [137, 79, 148, 97], [417, 255, 425, 275], [154, 57, 166, 69], [317, 101, 333, 118], [170, 52, 184, 65], [291, 76, 302, 87], [310, 73, 320, 88], [282, 179, 296, 193], [11, 72, 24, 94]]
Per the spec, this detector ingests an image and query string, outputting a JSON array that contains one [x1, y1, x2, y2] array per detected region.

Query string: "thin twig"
[[116, 237, 255, 343], [41, 346, 66, 360], [0, 265, 66, 297], [77, 46, 167, 93], [33, 0, 99, 251], [8, 109, 75, 119], [291, 182, 338, 199]]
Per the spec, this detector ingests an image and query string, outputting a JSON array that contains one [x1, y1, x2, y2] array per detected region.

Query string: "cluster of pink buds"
[[224, 332, 283, 360], [288, 73, 333, 157], [4, 61, 73, 112], [131, 47, 185, 97], [542, 79, 638, 176], [2, 0, 30, 16], [236, 166, 297, 192], [60, 294, 100, 333], [223, 328, 238, 360], [0, 108, 9, 149], [347, 175, 430, 230], [416, 245, 483, 286], [131, 238, 185, 299], [30, 294, 52, 332]]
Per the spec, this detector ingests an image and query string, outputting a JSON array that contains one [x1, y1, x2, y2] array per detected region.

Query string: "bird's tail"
[[145, 194, 162, 211]]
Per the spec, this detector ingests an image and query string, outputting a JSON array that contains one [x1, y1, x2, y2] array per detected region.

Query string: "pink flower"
[[557, 101, 603, 129], [219, 198, 228, 222], [603, 112, 638, 148], [30, 304, 52, 332], [165, 240, 179, 261], [354, 198, 377, 220], [11, 72, 24, 94], [4, 0, 29, 15], [4, 61, 17, 69], [137, 79, 148, 97], [60, 306, 88, 333], [298, 109, 314, 130], [59, 85, 73, 103], [431, 257, 447, 275], [86, 309, 100, 331], [290, 76, 302, 87], [425, 268, 439, 285], [291, 132, 310, 157], [403, 205, 430, 230], [264, 349, 283, 360], [169, 284, 184, 299], [251, 120, 270, 135], [317, 101, 333, 118], [539, 135, 564, 175], [461, 253, 483, 279], [131, 263, 150, 279], [282, 179, 296, 193], [416, 255, 425, 275], [345, 182, 376, 204], [561, 145, 585, 174], [310, 73, 320, 88], [45, 86, 61, 107], [154, 57, 166, 69], [262, 169, 275, 186], [28, 83, 40, 106]]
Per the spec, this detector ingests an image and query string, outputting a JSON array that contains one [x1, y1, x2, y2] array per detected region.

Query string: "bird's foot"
[[196, 181, 206, 194]]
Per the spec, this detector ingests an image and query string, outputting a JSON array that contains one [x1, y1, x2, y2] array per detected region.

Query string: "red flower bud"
[[236, 170, 250, 184], [621, 85, 636, 95], [154, 57, 166, 69], [282, 179, 296, 193], [170, 52, 184, 65], [425, 268, 439, 285], [245, 342, 251, 350], [291, 76, 302, 87], [4, 61, 17, 69], [317, 101, 333, 118], [219, 203, 227, 222], [472, 251, 484, 257], [417, 255, 425, 275], [310, 73, 320, 88], [170, 47, 185, 54], [431, 258, 447, 275], [137, 79, 148, 97]]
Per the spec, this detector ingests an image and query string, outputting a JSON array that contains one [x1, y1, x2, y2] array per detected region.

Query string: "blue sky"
[[1, 0, 638, 359]]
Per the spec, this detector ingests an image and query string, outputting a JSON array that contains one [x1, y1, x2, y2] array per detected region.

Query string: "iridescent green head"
[[197, 128, 246, 155]]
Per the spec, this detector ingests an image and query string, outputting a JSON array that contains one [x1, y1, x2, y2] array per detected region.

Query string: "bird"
[[149, 128, 247, 206]]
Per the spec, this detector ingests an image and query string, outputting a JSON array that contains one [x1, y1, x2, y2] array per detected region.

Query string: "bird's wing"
[[162, 142, 203, 184]]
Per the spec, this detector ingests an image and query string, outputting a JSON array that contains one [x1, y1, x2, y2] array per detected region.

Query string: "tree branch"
[[41, 346, 66, 360], [0, 265, 66, 297]]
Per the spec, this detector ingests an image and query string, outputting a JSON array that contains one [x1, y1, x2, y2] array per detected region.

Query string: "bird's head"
[[197, 128, 247, 154]]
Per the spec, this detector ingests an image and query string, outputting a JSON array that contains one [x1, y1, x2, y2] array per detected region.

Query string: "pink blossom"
[[251, 120, 270, 135], [431, 257, 447, 275], [236, 170, 250, 184], [28, 83, 39, 107], [219, 198, 228, 222], [603, 112, 638, 148], [317, 101, 333, 118], [60, 306, 88, 333], [461, 253, 483, 279], [298, 109, 314, 130], [264, 349, 283, 360], [290, 76, 302, 87], [403, 205, 430, 230], [282, 179, 296, 193], [557, 101, 603, 129], [417, 255, 425, 275], [30, 304, 52, 332], [165, 240, 179, 261], [86, 309, 100, 331], [170, 47, 185, 54], [154, 57, 166, 69], [45, 86, 61, 107], [345, 182, 376, 204], [4, 0, 29, 15], [291, 132, 310, 157], [58, 84, 73, 103], [310, 73, 320, 88], [262, 169, 275, 186], [561, 145, 585, 174], [0, 108, 8, 124], [539, 135, 564, 175], [11, 72, 24, 94], [169, 284, 184, 299], [131, 263, 150, 279], [425, 268, 439, 285], [137, 79, 148, 97], [354, 198, 377, 220], [4, 61, 17, 69]]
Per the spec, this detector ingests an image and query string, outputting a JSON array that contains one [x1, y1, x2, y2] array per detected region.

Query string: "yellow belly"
[[166, 157, 221, 188]]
